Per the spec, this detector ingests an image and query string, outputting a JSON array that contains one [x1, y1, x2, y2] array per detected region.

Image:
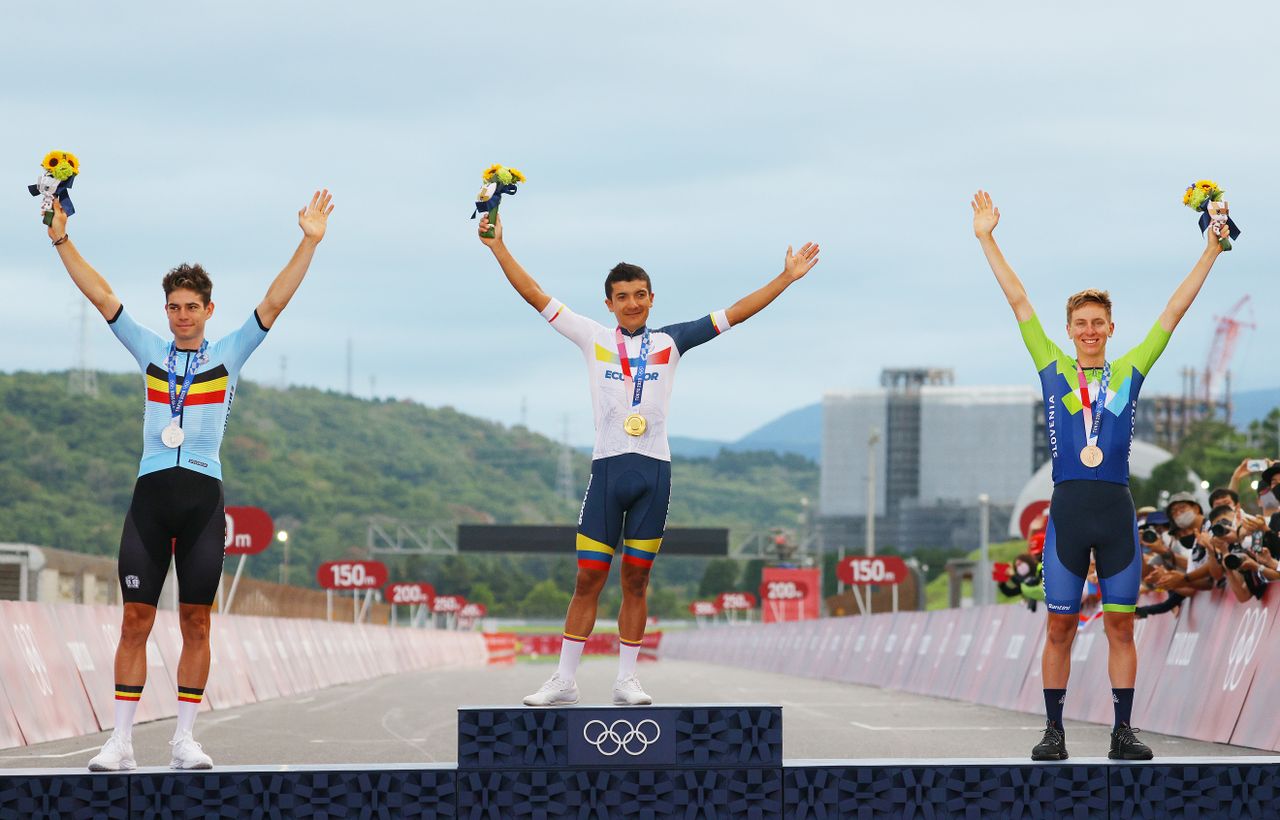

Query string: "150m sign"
[[317, 560, 388, 590], [836, 556, 909, 586]]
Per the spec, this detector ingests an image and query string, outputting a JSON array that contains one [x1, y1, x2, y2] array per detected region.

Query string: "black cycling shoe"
[[1031, 721, 1069, 761], [1108, 724, 1153, 760]]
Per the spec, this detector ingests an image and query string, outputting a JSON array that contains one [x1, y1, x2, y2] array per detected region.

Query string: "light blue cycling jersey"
[[108, 306, 268, 480]]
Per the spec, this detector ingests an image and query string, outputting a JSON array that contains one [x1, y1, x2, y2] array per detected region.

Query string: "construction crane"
[[1202, 295, 1255, 421]]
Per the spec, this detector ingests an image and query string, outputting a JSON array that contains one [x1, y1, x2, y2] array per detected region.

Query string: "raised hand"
[[478, 213, 503, 247], [299, 189, 334, 243], [46, 198, 68, 240], [783, 242, 820, 281], [972, 189, 1000, 238]]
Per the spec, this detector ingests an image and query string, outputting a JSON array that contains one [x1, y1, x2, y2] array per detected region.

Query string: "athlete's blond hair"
[[1066, 289, 1112, 323]]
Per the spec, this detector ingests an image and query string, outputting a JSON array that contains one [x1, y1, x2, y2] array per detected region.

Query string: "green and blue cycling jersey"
[[1021, 313, 1171, 614], [1019, 314, 1171, 486]]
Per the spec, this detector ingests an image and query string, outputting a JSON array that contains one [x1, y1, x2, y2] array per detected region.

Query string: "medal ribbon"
[[166, 341, 209, 421], [615, 327, 651, 409], [1074, 359, 1110, 448]]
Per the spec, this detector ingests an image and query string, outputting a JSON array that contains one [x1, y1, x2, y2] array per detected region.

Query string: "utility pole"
[[346, 337, 353, 395], [557, 414, 575, 503], [68, 301, 98, 397], [866, 427, 880, 557], [279, 355, 288, 390], [978, 493, 991, 605]]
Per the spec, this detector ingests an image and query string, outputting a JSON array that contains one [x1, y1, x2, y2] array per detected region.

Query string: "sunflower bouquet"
[[472, 164, 525, 238], [29, 151, 81, 227], [1182, 178, 1239, 252]]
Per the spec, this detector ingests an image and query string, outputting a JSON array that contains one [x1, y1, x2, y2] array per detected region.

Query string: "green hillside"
[[0, 371, 817, 618]]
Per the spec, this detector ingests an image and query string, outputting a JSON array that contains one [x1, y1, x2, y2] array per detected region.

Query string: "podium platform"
[[3, 704, 1279, 818]]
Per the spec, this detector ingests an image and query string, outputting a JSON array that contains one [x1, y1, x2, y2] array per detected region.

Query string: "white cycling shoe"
[[523, 673, 581, 706], [169, 732, 213, 769], [88, 733, 136, 772], [612, 675, 653, 706]]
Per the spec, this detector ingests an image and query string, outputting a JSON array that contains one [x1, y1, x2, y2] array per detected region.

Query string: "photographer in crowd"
[[996, 553, 1045, 611], [1136, 493, 1215, 618]]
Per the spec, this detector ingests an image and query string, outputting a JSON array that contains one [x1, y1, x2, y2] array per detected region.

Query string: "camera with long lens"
[[1210, 522, 1234, 539], [1222, 544, 1249, 572], [1140, 527, 1160, 545]]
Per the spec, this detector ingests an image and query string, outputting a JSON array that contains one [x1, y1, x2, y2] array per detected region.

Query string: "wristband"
[[52, 234, 68, 247]]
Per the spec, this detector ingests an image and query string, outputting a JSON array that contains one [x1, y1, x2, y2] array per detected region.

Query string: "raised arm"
[[724, 242, 820, 326], [972, 190, 1034, 322], [46, 199, 121, 321], [256, 189, 334, 329], [478, 213, 550, 311], [1156, 221, 1226, 333]]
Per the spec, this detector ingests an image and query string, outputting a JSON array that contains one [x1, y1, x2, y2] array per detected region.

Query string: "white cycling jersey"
[[540, 297, 731, 462]]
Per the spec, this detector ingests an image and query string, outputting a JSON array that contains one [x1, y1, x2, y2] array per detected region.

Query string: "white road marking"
[[850, 721, 1046, 731], [0, 746, 99, 760]]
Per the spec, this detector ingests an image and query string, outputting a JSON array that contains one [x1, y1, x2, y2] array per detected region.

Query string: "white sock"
[[113, 698, 139, 739], [557, 635, 586, 681], [175, 701, 199, 737], [617, 642, 641, 680]]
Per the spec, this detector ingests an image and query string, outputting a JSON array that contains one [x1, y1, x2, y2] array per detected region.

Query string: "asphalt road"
[[0, 658, 1269, 770]]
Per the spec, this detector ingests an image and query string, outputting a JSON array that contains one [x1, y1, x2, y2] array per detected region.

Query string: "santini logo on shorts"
[[1046, 602, 1073, 612]]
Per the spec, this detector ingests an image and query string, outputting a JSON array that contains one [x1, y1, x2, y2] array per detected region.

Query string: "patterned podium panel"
[[784, 762, 1109, 820], [457, 704, 783, 770]]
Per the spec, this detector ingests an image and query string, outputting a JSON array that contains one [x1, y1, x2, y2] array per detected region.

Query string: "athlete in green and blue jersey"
[[973, 189, 1228, 762]]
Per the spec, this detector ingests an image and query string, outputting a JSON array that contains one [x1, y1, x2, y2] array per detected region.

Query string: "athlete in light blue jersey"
[[45, 190, 334, 771], [973, 189, 1228, 762]]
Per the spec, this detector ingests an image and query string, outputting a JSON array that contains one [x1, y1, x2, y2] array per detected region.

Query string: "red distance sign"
[[759, 579, 808, 601], [460, 602, 488, 618], [716, 591, 757, 611], [224, 506, 274, 556], [432, 594, 467, 614], [689, 600, 720, 617], [316, 560, 388, 590], [385, 582, 435, 606], [837, 555, 909, 586]]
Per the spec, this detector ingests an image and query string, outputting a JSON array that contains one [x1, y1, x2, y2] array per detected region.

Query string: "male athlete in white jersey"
[[43, 191, 333, 770], [478, 212, 819, 706]]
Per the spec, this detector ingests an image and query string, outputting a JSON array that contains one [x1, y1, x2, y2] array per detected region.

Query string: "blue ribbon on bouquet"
[[471, 183, 518, 219], [27, 174, 77, 217], [1198, 209, 1240, 240]]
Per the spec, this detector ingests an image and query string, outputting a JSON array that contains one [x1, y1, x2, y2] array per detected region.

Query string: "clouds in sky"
[[2, 2, 1275, 446]]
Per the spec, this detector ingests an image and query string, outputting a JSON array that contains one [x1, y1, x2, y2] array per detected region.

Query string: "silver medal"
[[161, 420, 185, 449]]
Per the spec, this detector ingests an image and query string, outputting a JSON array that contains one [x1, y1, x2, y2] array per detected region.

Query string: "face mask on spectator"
[[1173, 511, 1197, 529], [1179, 534, 1197, 550]]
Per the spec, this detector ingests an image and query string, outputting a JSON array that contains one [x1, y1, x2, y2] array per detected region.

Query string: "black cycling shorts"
[[1042, 479, 1142, 614], [118, 467, 225, 607]]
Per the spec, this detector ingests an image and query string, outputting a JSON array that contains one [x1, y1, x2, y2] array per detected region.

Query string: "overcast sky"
[[2, 2, 1275, 446]]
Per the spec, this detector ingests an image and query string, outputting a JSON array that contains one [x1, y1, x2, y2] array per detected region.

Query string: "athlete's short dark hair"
[[163, 263, 213, 305], [1208, 487, 1239, 506], [604, 263, 652, 299], [1208, 504, 1235, 523]]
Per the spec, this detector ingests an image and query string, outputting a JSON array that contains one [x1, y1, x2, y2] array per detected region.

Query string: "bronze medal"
[[1080, 445, 1104, 468]]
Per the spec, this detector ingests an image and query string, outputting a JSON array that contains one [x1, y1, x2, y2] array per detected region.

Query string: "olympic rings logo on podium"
[[582, 718, 662, 756]]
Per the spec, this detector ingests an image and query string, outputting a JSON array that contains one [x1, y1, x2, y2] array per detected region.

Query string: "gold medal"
[[1080, 445, 1104, 468], [623, 413, 647, 437]]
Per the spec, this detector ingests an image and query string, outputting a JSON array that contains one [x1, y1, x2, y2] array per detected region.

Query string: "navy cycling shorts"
[[1042, 480, 1142, 614], [575, 454, 671, 573]]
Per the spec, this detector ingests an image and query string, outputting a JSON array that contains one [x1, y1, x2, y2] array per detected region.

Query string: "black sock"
[[1112, 688, 1134, 728], [1043, 688, 1066, 730]]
